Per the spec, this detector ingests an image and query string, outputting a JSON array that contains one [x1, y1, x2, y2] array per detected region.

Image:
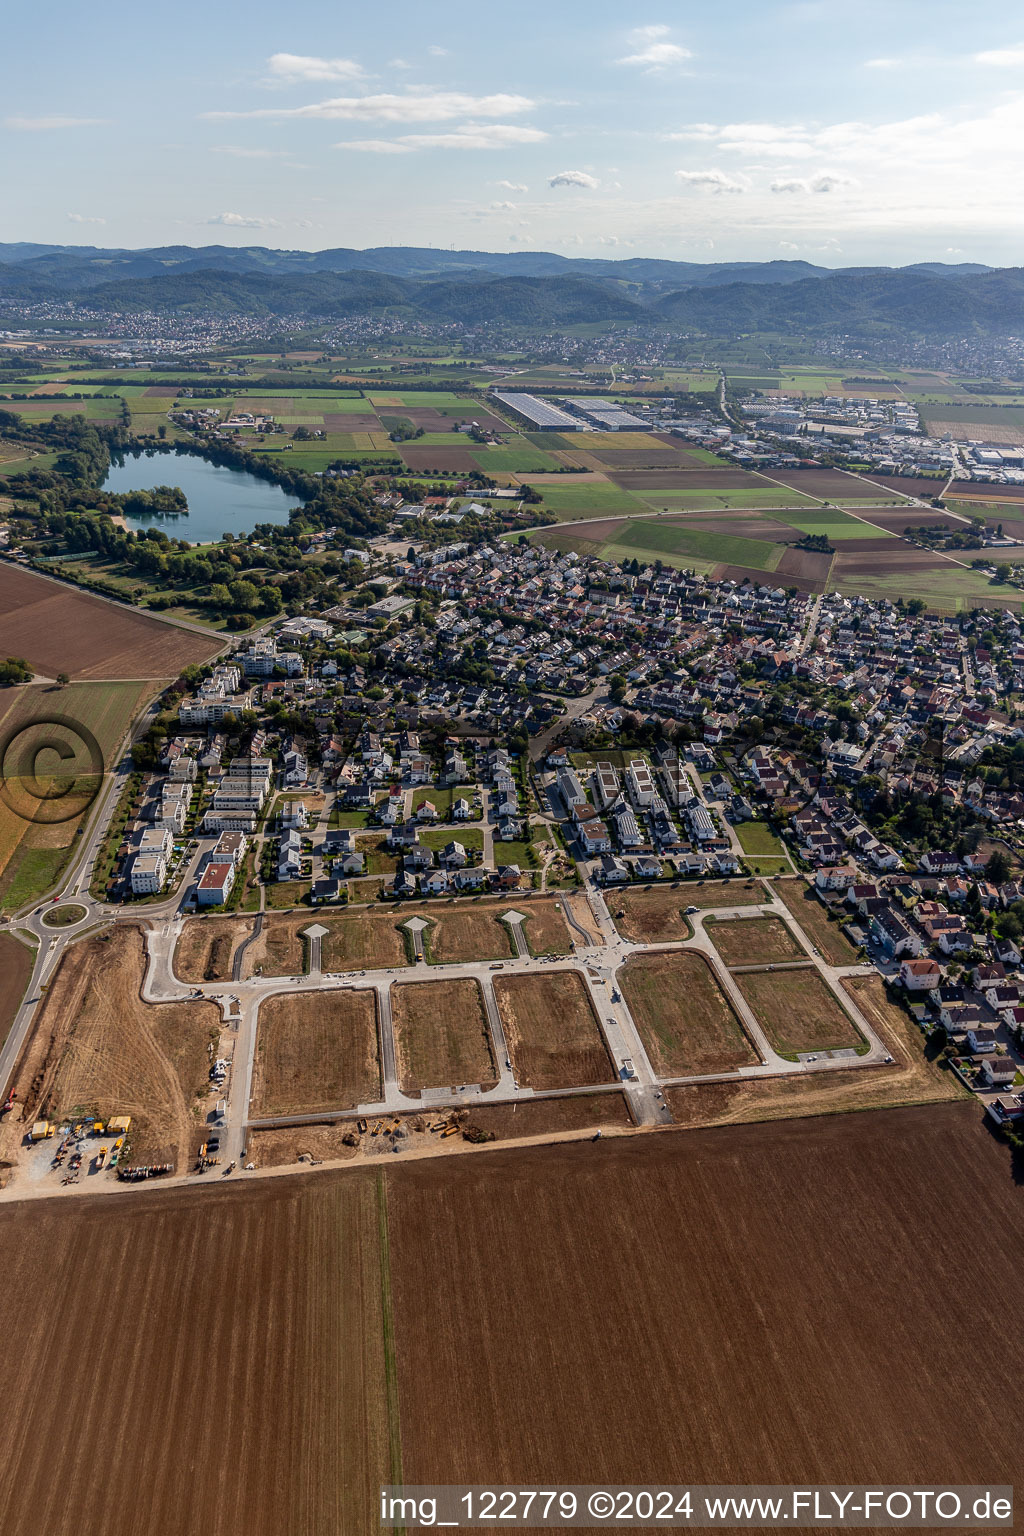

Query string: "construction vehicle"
[[96, 1145, 108, 1166], [1, 1090, 17, 1114], [356, 1118, 367, 1134], [429, 1119, 447, 1132], [371, 1119, 383, 1136], [92, 1120, 105, 1136], [29, 1120, 55, 1142], [441, 1123, 459, 1138]]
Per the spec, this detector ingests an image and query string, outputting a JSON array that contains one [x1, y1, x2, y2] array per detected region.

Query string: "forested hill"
[[0, 240, 1020, 337]]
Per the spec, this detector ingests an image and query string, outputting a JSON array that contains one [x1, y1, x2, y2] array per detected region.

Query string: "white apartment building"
[[130, 851, 167, 895]]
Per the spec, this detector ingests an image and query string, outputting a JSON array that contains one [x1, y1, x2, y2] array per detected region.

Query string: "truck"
[[29, 1120, 55, 1142]]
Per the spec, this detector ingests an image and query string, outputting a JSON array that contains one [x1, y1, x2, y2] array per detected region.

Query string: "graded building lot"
[[423, 906, 516, 964], [174, 916, 257, 983], [391, 979, 496, 1092], [389, 1105, 1021, 1506], [706, 915, 803, 967], [608, 879, 763, 943], [773, 878, 858, 965], [0, 563, 220, 679], [493, 970, 615, 1090], [737, 968, 864, 1056], [619, 951, 759, 1076], [0, 926, 219, 1172], [447, 1091, 632, 1141], [252, 990, 381, 1116], [0, 931, 33, 1049], [519, 899, 574, 956]]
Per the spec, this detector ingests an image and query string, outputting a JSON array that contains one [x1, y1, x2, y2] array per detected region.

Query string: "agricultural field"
[[0, 679, 153, 912], [0, 926, 219, 1171], [919, 403, 1024, 443], [707, 916, 803, 967], [388, 1105, 1021, 1499], [619, 952, 758, 1076], [391, 979, 495, 1092], [0, 931, 33, 1048], [252, 990, 381, 1115], [738, 969, 864, 1056], [0, 562, 221, 679], [173, 916, 257, 983], [773, 879, 859, 965], [493, 970, 614, 1089], [0, 1172, 395, 1534], [608, 879, 763, 942]]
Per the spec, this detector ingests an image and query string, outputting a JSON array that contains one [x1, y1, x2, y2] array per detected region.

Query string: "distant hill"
[[0, 240, 1016, 338]]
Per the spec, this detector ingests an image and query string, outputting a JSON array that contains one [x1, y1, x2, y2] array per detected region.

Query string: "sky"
[[4, 0, 1024, 266]]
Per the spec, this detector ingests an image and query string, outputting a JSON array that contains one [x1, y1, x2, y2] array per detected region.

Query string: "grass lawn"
[[416, 827, 484, 853], [411, 786, 454, 818], [735, 821, 787, 857], [265, 881, 311, 910]]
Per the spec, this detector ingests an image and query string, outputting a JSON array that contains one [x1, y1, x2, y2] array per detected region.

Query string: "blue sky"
[[4, 0, 1024, 264]]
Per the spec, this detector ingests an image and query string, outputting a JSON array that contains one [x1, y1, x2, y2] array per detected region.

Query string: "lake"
[[103, 451, 300, 544]]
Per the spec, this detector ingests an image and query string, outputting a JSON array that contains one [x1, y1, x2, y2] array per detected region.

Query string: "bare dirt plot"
[[619, 952, 758, 1076], [775, 547, 834, 583], [493, 971, 614, 1090], [773, 879, 858, 965], [737, 968, 863, 1056], [707, 916, 803, 966], [423, 907, 515, 964], [456, 1092, 632, 1140], [611, 468, 774, 491], [0, 931, 32, 1048], [389, 1104, 1023, 1499], [174, 916, 256, 982], [391, 980, 495, 1092], [252, 990, 381, 1116], [0, 1173, 394, 1535], [0, 926, 219, 1170], [322, 412, 381, 432], [249, 1123, 363, 1167], [609, 879, 762, 942], [830, 547, 949, 578], [765, 468, 874, 499], [0, 563, 220, 680], [590, 449, 698, 470], [519, 898, 574, 956], [320, 913, 410, 973], [860, 474, 949, 499], [244, 913, 313, 977], [854, 507, 966, 532]]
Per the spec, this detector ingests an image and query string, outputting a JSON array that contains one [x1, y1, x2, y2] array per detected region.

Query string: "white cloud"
[[864, 57, 898, 69], [266, 53, 364, 82], [973, 43, 1024, 66], [496, 179, 528, 192], [212, 144, 289, 159], [675, 168, 745, 193], [427, 45, 448, 57], [339, 123, 546, 152], [616, 24, 691, 70], [207, 211, 282, 228], [207, 89, 535, 123], [5, 115, 106, 131], [67, 212, 105, 225], [549, 169, 599, 188], [770, 172, 857, 193]]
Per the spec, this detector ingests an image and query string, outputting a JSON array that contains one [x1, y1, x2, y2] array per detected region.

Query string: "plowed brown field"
[[391, 979, 495, 1091], [0, 563, 220, 679], [0, 1105, 1018, 1533], [389, 1104, 1021, 1500]]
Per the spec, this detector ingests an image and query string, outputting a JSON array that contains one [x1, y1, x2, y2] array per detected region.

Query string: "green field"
[[369, 392, 479, 411], [784, 509, 893, 540], [530, 480, 650, 520], [735, 821, 788, 858], [598, 518, 783, 570], [828, 564, 1024, 611]]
